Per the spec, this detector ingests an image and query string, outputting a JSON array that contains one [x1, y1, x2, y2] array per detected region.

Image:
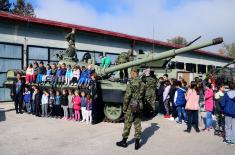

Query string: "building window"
[[175, 62, 184, 70], [186, 63, 196, 73], [50, 48, 65, 63], [76, 50, 102, 65], [168, 61, 176, 69], [28, 46, 48, 65], [76, 50, 91, 63], [207, 65, 215, 72], [198, 64, 206, 74], [0, 43, 23, 101], [28, 46, 48, 60]]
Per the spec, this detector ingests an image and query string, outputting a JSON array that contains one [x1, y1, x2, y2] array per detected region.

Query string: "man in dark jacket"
[[220, 82, 235, 145], [11, 73, 25, 114]]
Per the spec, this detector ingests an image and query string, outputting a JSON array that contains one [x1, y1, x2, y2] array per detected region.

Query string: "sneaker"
[[223, 140, 231, 145], [176, 121, 182, 124]]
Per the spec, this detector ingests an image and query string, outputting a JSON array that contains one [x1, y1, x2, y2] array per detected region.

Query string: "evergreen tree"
[[25, 3, 35, 17], [0, 0, 11, 12], [12, 0, 35, 17]]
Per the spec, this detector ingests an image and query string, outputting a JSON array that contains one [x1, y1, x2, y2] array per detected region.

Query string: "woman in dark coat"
[[89, 72, 102, 124], [11, 73, 25, 114]]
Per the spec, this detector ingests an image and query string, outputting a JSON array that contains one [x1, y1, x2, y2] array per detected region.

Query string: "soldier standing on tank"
[[116, 50, 134, 82], [116, 67, 145, 150], [144, 70, 158, 115]]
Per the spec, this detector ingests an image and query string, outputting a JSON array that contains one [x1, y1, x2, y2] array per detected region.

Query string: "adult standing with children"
[[11, 73, 25, 114]]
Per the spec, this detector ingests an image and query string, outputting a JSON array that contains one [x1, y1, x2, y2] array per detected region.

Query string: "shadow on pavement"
[[127, 123, 160, 146]]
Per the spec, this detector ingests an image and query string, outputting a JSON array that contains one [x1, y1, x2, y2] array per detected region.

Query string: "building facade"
[[0, 11, 234, 101]]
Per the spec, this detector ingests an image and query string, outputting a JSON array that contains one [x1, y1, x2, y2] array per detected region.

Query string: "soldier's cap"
[[131, 67, 139, 73]]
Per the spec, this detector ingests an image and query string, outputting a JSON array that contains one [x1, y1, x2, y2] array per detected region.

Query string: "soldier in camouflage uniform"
[[116, 67, 145, 150], [116, 50, 133, 81], [144, 70, 158, 115]]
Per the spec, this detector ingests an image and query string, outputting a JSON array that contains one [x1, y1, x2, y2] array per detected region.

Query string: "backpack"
[[129, 79, 142, 113]]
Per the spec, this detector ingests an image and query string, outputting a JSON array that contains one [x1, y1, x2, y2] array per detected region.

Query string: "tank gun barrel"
[[212, 59, 235, 75], [97, 37, 223, 76]]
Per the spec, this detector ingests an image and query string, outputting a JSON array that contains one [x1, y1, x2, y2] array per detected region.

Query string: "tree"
[[24, 3, 35, 17], [12, 0, 35, 17], [223, 43, 235, 57], [167, 36, 188, 46], [0, 0, 11, 12], [218, 48, 227, 56]]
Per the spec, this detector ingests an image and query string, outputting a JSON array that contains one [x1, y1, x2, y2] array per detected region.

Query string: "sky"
[[10, 0, 235, 53]]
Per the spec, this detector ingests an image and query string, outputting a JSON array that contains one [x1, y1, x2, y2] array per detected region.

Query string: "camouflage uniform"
[[122, 77, 145, 139], [144, 76, 157, 112], [116, 52, 129, 79]]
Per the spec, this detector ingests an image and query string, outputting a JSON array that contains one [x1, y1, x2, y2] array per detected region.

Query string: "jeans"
[[78, 77, 86, 85], [35, 104, 41, 116], [225, 116, 235, 141], [55, 105, 61, 117], [37, 74, 43, 83], [41, 104, 48, 117], [164, 99, 170, 115], [177, 106, 187, 122], [14, 94, 23, 113], [206, 111, 213, 128], [49, 106, 54, 116], [25, 102, 31, 113], [187, 110, 199, 130], [31, 101, 36, 114], [68, 108, 73, 118], [62, 106, 68, 118]]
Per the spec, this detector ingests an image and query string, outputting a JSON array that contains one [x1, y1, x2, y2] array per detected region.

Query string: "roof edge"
[[0, 11, 234, 61]]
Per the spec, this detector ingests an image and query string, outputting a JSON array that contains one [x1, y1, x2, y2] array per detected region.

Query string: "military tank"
[[4, 37, 223, 122], [210, 60, 235, 86]]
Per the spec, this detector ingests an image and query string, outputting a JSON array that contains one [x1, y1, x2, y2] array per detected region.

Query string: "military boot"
[[116, 138, 128, 148], [135, 139, 140, 150]]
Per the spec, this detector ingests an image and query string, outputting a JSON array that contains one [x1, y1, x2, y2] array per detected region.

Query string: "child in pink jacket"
[[204, 83, 214, 131], [73, 90, 81, 121]]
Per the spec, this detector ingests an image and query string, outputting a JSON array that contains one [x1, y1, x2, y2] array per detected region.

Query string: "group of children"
[[25, 61, 94, 87], [23, 86, 93, 124], [164, 76, 224, 134]]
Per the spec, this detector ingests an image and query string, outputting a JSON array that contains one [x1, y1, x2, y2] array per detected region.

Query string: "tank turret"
[[95, 37, 223, 77]]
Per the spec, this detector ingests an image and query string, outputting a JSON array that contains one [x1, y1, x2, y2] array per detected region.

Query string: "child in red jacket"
[[73, 90, 81, 121]]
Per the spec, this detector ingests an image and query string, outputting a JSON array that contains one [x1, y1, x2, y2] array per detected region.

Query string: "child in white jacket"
[[41, 90, 49, 117]]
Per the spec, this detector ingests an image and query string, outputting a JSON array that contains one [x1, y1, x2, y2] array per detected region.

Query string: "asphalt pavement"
[[0, 102, 234, 155]]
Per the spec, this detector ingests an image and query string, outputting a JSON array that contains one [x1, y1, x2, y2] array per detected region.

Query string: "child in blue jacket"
[[174, 81, 187, 124], [220, 82, 235, 145], [78, 66, 87, 86], [23, 87, 31, 113]]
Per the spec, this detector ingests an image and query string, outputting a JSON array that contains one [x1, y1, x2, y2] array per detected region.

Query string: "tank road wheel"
[[104, 103, 123, 122]]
